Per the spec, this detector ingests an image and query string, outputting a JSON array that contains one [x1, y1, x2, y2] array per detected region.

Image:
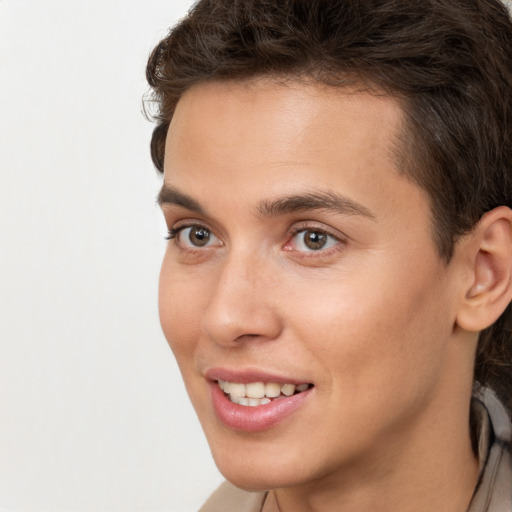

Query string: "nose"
[[200, 251, 283, 347]]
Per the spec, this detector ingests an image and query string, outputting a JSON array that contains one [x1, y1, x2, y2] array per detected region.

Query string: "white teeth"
[[233, 396, 271, 406], [219, 380, 310, 406], [265, 382, 281, 397], [281, 384, 296, 396], [226, 382, 246, 399], [246, 382, 265, 398]]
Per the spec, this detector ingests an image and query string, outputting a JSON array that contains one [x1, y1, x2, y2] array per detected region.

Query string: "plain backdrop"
[[0, 1, 223, 511], [2, 1, 512, 512]]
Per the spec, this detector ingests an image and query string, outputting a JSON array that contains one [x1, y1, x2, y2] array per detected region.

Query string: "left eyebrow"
[[257, 191, 376, 220]]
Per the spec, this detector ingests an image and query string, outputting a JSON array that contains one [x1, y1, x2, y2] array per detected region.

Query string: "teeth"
[[246, 382, 265, 398], [232, 396, 271, 406], [219, 380, 310, 405], [265, 382, 281, 397], [281, 384, 296, 396], [227, 382, 246, 399]]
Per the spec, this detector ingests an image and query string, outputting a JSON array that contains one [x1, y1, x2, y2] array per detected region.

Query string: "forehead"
[[162, 79, 424, 228], [165, 79, 404, 172]]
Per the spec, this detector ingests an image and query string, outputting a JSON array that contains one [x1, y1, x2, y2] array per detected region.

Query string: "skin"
[[158, 80, 483, 512]]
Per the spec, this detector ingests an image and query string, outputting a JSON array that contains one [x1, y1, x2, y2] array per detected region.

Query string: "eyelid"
[[166, 221, 223, 250], [284, 222, 347, 254], [165, 218, 346, 256], [166, 219, 210, 240], [288, 221, 346, 241]]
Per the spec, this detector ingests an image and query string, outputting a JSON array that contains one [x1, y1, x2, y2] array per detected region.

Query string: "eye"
[[168, 225, 220, 248], [287, 228, 340, 252]]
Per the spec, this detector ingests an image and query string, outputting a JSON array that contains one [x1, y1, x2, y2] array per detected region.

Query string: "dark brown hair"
[[146, 0, 512, 407]]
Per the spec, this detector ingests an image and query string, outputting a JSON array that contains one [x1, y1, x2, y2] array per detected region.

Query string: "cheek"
[[158, 258, 203, 361], [288, 256, 452, 392], [158, 260, 215, 419]]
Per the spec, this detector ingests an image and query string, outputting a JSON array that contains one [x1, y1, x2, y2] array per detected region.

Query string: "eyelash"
[[165, 224, 210, 241], [165, 222, 346, 255], [165, 227, 181, 241], [285, 224, 345, 255]]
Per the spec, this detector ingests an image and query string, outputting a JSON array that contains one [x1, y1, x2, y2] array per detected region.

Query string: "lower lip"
[[209, 381, 313, 432]]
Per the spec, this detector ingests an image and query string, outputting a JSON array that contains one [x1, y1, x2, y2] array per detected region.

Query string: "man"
[[147, 1, 512, 510]]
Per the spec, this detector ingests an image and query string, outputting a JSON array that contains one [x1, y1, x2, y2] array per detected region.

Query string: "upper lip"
[[204, 367, 312, 385]]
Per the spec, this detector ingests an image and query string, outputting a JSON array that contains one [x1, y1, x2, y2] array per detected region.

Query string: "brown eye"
[[303, 230, 328, 250], [188, 227, 211, 246], [175, 226, 218, 248], [287, 228, 340, 252]]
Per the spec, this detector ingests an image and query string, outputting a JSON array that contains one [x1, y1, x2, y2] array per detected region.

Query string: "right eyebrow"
[[157, 184, 205, 214]]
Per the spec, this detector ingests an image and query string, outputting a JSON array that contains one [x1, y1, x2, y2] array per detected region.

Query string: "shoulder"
[[469, 386, 512, 512], [198, 481, 267, 512]]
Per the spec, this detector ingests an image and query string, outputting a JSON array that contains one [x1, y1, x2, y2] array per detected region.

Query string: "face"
[[158, 80, 466, 491]]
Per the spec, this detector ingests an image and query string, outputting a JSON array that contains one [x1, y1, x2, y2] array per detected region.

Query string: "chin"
[[209, 440, 316, 492], [217, 463, 292, 492], [220, 472, 274, 493]]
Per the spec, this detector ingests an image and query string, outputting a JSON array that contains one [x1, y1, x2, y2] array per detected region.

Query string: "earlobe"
[[456, 206, 512, 332]]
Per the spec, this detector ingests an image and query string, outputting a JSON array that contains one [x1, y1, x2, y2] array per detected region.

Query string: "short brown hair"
[[146, 0, 512, 406]]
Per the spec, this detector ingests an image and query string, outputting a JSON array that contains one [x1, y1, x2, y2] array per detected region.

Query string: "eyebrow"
[[157, 184, 205, 214], [258, 191, 376, 220], [157, 184, 375, 221]]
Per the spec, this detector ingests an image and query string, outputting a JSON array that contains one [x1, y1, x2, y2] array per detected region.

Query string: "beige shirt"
[[467, 386, 512, 511], [199, 386, 512, 512]]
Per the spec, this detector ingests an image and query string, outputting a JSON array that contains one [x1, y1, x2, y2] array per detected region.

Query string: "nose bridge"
[[201, 247, 281, 345]]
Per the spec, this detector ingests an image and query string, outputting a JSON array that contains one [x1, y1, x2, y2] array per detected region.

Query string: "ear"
[[456, 206, 512, 332]]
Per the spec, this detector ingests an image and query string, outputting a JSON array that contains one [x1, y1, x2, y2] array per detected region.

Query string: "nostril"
[[234, 333, 261, 342]]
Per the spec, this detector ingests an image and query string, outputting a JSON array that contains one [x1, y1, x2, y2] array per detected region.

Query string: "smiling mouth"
[[218, 380, 313, 406]]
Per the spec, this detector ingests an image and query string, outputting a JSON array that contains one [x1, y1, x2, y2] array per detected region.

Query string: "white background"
[[0, 1, 223, 511], [1, 1, 511, 511]]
